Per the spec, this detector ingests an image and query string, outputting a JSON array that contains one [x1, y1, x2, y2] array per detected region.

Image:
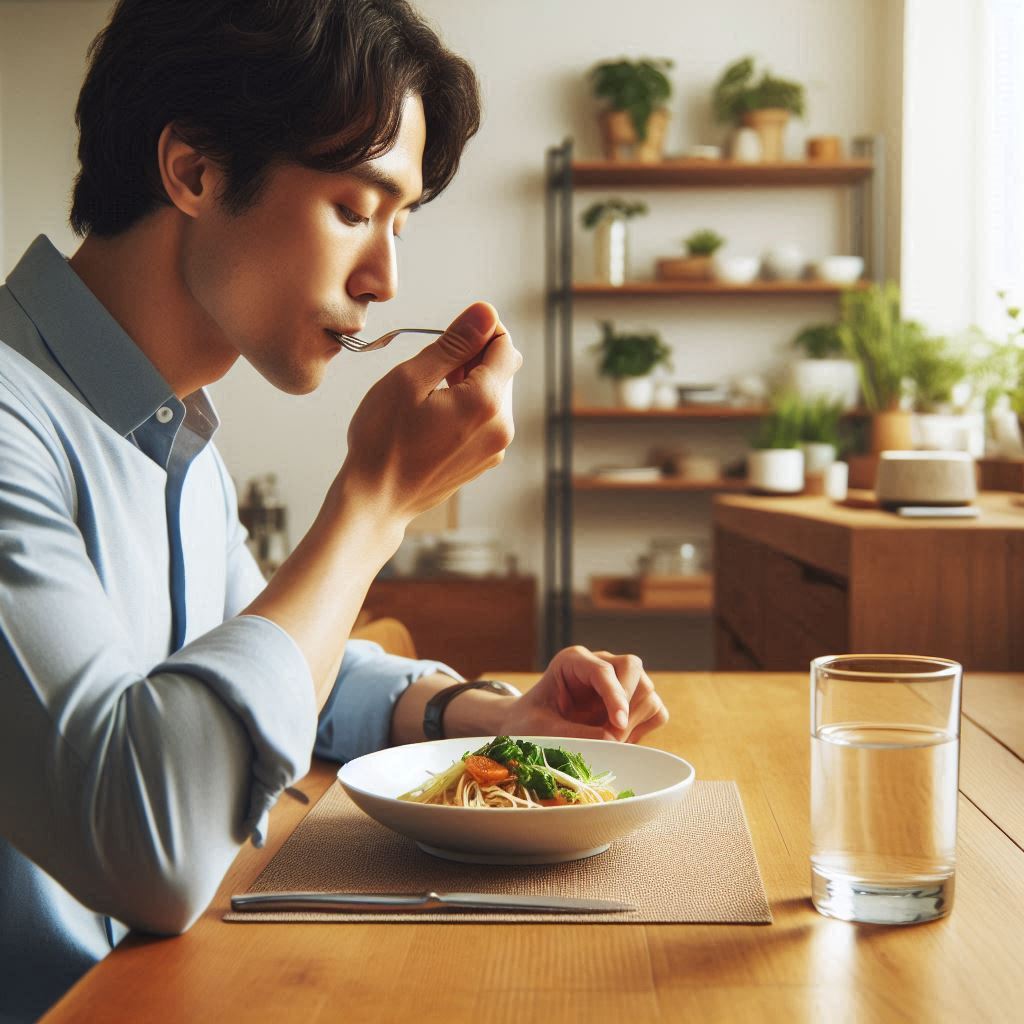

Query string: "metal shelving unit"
[[542, 136, 884, 659]]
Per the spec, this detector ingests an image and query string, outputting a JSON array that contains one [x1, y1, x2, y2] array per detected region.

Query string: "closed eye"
[[336, 204, 368, 227]]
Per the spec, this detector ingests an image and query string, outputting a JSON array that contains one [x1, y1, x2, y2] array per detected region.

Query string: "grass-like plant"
[[751, 393, 804, 449], [905, 334, 970, 412], [837, 282, 924, 412], [799, 397, 844, 445], [792, 322, 845, 360], [590, 58, 674, 140], [684, 229, 726, 257], [712, 56, 806, 124], [591, 321, 672, 379], [581, 198, 648, 230]]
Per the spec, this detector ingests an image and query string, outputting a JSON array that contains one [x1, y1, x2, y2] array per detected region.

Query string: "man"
[[0, 1, 667, 1019]]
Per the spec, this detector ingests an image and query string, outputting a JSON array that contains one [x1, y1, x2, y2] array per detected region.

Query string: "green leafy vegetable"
[[616, 789, 636, 800]]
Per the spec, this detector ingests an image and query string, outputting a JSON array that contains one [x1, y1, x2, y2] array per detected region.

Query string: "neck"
[[67, 214, 238, 399]]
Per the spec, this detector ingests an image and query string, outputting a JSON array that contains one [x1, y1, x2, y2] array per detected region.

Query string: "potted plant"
[[591, 320, 673, 409], [581, 198, 648, 286], [904, 333, 984, 453], [789, 322, 860, 410], [590, 57, 673, 162], [747, 393, 805, 493], [798, 396, 844, 478], [712, 56, 806, 162], [656, 228, 725, 281], [837, 282, 922, 452]]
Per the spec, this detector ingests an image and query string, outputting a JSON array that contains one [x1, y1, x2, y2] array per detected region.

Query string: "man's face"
[[182, 93, 426, 394]]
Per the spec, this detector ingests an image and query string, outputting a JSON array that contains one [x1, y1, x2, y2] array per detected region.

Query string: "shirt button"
[[156, 406, 174, 424]]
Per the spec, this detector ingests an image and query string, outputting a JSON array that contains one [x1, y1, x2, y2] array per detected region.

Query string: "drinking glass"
[[810, 654, 962, 924]]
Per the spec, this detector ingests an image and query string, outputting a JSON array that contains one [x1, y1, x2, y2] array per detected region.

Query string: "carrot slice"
[[464, 755, 511, 786]]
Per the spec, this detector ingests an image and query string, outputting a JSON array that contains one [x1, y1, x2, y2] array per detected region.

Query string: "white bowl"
[[337, 736, 696, 864], [712, 255, 761, 285], [814, 255, 864, 284]]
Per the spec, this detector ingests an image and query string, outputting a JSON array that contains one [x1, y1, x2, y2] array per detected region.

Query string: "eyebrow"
[[346, 164, 423, 212]]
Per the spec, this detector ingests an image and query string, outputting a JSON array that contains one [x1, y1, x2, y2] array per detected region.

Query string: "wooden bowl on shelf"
[[655, 256, 711, 281]]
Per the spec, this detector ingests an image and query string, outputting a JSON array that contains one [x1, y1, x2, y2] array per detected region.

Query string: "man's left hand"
[[498, 645, 668, 744]]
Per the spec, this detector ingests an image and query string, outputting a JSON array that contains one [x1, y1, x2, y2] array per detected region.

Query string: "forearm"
[[390, 672, 519, 745], [242, 477, 406, 710]]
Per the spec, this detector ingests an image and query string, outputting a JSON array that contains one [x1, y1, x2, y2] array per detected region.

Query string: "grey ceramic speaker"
[[874, 450, 977, 508]]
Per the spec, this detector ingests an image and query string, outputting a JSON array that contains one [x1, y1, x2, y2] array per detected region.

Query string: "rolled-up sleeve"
[[314, 639, 462, 762], [0, 385, 316, 933]]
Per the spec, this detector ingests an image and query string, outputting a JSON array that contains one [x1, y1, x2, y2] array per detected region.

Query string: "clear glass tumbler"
[[810, 654, 962, 924]]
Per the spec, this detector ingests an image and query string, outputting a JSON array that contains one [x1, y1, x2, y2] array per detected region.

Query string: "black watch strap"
[[423, 679, 521, 741]]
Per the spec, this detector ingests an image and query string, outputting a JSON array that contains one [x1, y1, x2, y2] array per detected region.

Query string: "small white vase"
[[614, 376, 655, 410], [800, 442, 837, 476], [791, 359, 860, 410], [594, 215, 628, 285], [747, 449, 805, 494], [730, 127, 762, 163]]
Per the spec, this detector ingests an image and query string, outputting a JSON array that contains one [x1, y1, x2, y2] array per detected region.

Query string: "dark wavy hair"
[[70, 0, 481, 237]]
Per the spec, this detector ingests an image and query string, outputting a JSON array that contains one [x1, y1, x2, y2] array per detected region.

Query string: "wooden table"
[[714, 492, 1024, 671], [43, 673, 1024, 1023]]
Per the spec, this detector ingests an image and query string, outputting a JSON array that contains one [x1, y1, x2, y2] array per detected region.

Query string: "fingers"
[[556, 647, 631, 731], [569, 648, 668, 743], [404, 301, 500, 393]]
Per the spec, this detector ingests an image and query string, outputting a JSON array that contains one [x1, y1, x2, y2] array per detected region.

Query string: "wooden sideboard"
[[713, 492, 1024, 671], [360, 575, 537, 678]]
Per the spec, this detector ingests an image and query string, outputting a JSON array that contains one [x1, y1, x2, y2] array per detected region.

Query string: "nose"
[[346, 230, 398, 305]]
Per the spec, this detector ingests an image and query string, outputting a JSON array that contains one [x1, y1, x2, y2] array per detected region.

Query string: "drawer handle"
[[799, 564, 845, 589]]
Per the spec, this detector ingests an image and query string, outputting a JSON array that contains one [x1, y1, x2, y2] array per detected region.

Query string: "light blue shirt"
[[0, 236, 459, 1023]]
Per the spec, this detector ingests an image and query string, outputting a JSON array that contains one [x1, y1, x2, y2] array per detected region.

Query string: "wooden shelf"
[[571, 279, 868, 297], [574, 475, 747, 492], [581, 574, 714, 616], [571, 405, 871, 420], [574, 596, 713, 617], [571, 158, 874, 188]]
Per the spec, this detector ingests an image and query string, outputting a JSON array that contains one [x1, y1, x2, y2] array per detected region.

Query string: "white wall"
[[0, 0, 900, 667]]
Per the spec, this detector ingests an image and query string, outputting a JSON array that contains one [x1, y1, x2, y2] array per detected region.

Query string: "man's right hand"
[[333, 300, 522, 527]]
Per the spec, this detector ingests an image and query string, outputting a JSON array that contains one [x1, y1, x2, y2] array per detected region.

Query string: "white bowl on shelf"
[[813, 255, 864, 284], [712, 255, 761, 285]]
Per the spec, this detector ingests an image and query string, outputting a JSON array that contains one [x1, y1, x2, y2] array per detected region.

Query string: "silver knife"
[[231, 890, 634, 914]]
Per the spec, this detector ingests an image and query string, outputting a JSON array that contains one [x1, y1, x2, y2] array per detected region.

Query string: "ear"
[[156, 122, 221, 219]]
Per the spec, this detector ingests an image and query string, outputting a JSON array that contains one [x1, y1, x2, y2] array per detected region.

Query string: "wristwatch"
[[422, 679, 521, 741]]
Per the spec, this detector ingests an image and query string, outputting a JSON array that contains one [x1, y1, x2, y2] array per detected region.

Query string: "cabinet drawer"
[[714, 618, 762, 671], [715, 527, 848, 669]]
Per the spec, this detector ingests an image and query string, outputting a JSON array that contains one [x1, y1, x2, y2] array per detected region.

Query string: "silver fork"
[[333, 327, 445, 353]]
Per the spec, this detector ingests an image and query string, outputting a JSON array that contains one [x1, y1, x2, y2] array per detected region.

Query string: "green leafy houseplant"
[[684, 229, 726, 257], [591, 321, 672, 379], [581, 198, 648, 230], [590, 58, 673, 140], [712, 56, 806, 124], [799, 397, 844, 446], [792, 323, 845, 360], [905, 334, 969, 412], [837, 282, 926, 412], [964, 291, 1024, 416], [751, 394, 804, 449]]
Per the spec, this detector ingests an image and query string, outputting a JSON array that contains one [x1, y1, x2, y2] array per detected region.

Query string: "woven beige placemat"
[[224, 780, 771, 924]]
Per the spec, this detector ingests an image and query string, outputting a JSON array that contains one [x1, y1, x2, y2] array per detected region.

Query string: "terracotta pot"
[[741, 108, 791, 162], [870, 409, 914, 453], [600, 108, 670, 162]]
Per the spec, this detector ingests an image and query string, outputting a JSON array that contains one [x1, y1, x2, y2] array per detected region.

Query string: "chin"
[[248, 356, 328, 396]]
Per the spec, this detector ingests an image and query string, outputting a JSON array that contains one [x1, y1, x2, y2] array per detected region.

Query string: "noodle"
[[398, 736, 633, 808]]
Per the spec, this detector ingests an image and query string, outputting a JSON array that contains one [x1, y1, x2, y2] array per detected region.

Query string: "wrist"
[[441, 688, 520, 739], [320, 468, 408, 563]]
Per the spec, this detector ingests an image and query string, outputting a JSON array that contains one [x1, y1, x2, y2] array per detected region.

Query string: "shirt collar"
[[5, 234, 217, 439]]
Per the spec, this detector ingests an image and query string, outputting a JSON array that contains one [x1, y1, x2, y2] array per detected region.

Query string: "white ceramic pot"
[[747, 449, 805, 494], [651, 380, 679, 409], [614, 376, 656, 410], [730, 126, 762, 163], [790, 359, 860, 410], [912, 412, 985, 458], [594, 215, 628, 285], [800, 442, 837, 476]]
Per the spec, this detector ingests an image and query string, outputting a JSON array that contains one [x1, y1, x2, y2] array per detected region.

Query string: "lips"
[[325, 328, 362, 345]]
